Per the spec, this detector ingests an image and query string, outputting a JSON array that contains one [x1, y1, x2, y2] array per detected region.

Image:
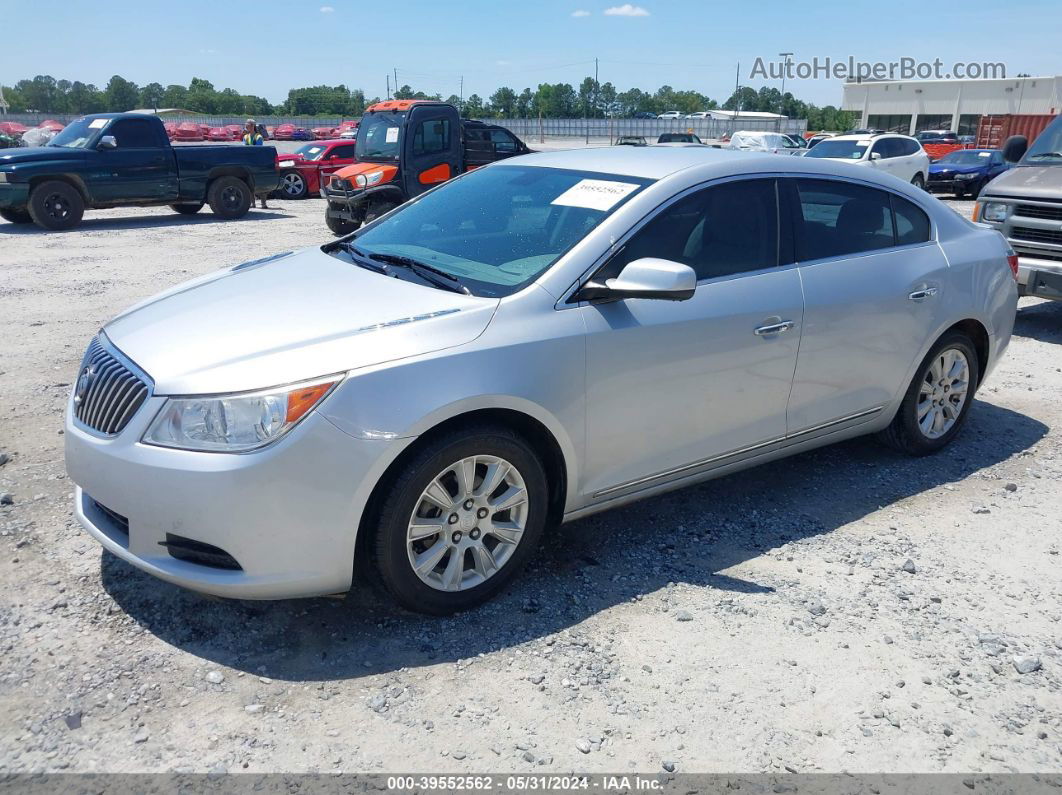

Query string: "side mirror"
[[575, 258, 697, 303], [97, 135, 117, 150], [1001, 135, 1028, 164], [869, 151, 882, 161]]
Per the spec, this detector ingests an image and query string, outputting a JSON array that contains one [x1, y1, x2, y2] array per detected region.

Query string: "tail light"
[[1007, 252, 1019, 281]]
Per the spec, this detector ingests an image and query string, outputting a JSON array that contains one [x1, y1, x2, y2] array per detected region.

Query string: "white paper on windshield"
[[978, 151, 991, 157], [551, 179, 639, 211], [385, 127, 400, 143], [89, 118, 108, 129]]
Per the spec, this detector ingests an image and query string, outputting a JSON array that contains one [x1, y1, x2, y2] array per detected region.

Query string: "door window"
[[108, 119, 159, 148], [603, 179, 779, 282], [489, 129, 517, 152], [794, 179, 896, 259], [891, 195, 932, 245], [412, 119, 451, 156], [328, 145, 357, 159]]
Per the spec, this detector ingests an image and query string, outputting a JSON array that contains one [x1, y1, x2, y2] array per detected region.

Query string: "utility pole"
[[778, 52, 793, 121], [459, 76, 464, 106], [732, 62, 741, 137], [386, 75, 391, 100]]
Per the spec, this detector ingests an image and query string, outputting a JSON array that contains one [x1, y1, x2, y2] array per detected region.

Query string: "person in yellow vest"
[[242, 119, 269, 209]]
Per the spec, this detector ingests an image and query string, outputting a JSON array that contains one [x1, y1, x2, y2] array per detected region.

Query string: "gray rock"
[[662, 760, 676, 772], [1012, 655, 1041, 674], [244, 703, 264, 714], [674, 610, 694, 622], [807, 602, 827, 616], [0, 452, 10, 467], [529, 674, 545, 685], [0, 493, 13, 506], [901, 559, 917, 574], [575, 738, 591, 754], [452, 750, 466, 760], [204, 670, 224, 684], [133, 728, 149, 744], [63, 711, 82, 730], [1004, 483, 1018, 492]]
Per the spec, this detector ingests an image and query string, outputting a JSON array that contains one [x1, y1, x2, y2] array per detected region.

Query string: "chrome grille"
[[1011, 226, 1062, 246], [1015, 204, 1062, 222], [74, 337, 150, 435]]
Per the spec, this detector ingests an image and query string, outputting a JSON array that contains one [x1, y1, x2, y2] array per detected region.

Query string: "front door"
[[91, 118, 179, 205], [580, 178, 805, 498], [402, 105, 462, 200], [784, 177, 948, 432]]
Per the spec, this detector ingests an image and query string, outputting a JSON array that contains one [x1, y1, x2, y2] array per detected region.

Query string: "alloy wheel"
[[917, 348, 970, 439], [44, 192, 70, 222], [406, 455, 528, 592], [282, 172, 306, 197]]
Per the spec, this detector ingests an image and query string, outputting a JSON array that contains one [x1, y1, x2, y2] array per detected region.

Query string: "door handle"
[[754, 320, 795, 336], [908, 287, 938, 301]]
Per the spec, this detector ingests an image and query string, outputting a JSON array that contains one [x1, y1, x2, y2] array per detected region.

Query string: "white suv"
[[804, 133, 930, 188]]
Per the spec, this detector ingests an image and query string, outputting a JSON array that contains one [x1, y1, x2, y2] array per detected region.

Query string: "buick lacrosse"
[[66, 147, 1017, 614]]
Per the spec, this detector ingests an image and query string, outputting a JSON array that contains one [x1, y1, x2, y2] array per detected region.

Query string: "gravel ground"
[[1, 192, 1061, 775]]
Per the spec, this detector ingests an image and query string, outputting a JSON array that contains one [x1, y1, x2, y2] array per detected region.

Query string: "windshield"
[[295, 143, 327, 161], [1023, 115, 1062, 164], [939, 150, 994, 165], [355, 112, 405, 161], [805, 139, 869, 160], [342, 165, 651, 297], [47, 117, 105, 149]]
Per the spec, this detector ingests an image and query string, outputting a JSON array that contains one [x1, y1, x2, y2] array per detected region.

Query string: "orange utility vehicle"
[[322, 100, 530, 235]]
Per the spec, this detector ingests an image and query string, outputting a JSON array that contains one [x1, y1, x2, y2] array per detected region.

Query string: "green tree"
[[139, 82, 165, 110], [17, 75, 60, 111], [161, 84, 189, 108], [489, 86, 517, 118], [104, 75, 140, 112], [463, 94, 485, 118], [186, 77, 217, 113], [68, 81, 105, 114], [515, 88, 533, 118]]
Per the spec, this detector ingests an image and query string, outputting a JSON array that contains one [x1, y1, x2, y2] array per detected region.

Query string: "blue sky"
[[2, 0, 1059, 107]]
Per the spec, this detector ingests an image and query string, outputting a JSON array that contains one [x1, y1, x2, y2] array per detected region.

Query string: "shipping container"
[[975, 114, 1058, 149]]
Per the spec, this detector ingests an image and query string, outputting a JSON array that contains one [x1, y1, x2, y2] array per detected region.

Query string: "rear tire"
[[911, 173, 925, 190], [325, 206, 358, 236], [0, 208, 33, 224], [170, 203, 204, 215], [370, 424, 549, 615], [207, 176, 252, 219], [878, 331, 979, 456], [27, 180, 84, 230], [279, 169, 308, 200]]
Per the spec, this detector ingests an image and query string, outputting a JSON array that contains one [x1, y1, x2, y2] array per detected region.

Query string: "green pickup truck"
[[0, 113, 280, 230]]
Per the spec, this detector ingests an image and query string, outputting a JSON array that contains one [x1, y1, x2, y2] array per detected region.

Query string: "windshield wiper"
[[365, 253, 472, 295], [335, 242, 392, 276], [1027, 152, 1062, 160]]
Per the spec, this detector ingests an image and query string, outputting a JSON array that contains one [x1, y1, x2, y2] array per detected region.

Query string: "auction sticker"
[[551, 179, 640, 211], [385, 127, 400, 143], [89, 119, 108, 129]]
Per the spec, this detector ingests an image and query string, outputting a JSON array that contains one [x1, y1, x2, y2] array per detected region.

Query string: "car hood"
[[929, 163, 984, 175], [0, 146, 86, 165], [981, 164, 1062, 201], [103, 247, 499, 395]]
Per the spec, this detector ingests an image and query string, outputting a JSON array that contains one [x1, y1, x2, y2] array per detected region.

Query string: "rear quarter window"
[[892, 195, 932, 245]]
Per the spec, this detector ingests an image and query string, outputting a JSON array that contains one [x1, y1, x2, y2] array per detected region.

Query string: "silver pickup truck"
[[974, 114, 1062, 302]]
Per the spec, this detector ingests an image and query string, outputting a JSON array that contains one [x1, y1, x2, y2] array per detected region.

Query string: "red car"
[[275, 139, 358, 199], [334, 120, 359, 139], [207, 125, 243, 141], [0, 121, 29, 139], [40, 119, 66, 132], [173, 122, 205, 142], [274, 123, 313, 141], [163, 122, 178, 140], [312, 126, 335, 140]]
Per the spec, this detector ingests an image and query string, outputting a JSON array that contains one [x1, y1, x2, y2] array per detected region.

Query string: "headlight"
[[980, 202, 1009, 222], [354, 171, 385, 188], [278, 160, 295, 168], [955, 172, 979, 180], [143, 377, 339, 453]]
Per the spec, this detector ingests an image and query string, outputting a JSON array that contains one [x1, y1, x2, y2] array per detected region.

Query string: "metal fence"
[[2, 111, 807, 141]]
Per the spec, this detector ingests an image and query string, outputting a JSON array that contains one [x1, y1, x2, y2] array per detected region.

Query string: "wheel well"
[[355, 409, 568, 561], [207, 168, 253, 191], [29, 174, 88, 203], [947, 319, 990, 385]]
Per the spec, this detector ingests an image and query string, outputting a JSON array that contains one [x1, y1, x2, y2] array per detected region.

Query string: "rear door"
[[402, 104, 462, 199], [93, 118, 178, 204], [784, 177, 947, 433]]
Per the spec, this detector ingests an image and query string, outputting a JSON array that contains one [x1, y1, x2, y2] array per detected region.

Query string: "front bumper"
[[322, 184, 367, 221], [65, 392, 404, 599], [0, 182, 29, 210], [1019, 261, 1062, 300]]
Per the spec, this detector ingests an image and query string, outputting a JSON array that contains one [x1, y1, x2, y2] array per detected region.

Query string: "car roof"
[[829, 132, 909, 141], [507, 144, 928, 183]]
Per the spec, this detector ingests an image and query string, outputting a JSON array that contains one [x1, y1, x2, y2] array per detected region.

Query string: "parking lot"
[[1, 193, 1060, 774]]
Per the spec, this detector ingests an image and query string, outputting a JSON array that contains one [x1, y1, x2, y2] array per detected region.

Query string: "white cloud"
[[571, 9, 591, 16], [604, 3, 649, 16], [320, 5, 334, 12]]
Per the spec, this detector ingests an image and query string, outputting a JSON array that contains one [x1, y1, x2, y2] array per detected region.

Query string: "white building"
[[842, 75, 1061, 135]]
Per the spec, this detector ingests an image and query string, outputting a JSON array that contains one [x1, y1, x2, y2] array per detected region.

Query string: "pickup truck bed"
[[0, 113, 280, 230]]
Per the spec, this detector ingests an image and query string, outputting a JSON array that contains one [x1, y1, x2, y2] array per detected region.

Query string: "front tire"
[[879, 331, 979, 456], [371, 425, 549, 615], [28, 180, 84, 230], [207, 176, 252, 219], [911, 173, 925, 190], [325, 205, 358, 236], [170, 203, 204, 215], [0, 208, 33, 224], [279, 169, 308, 200]]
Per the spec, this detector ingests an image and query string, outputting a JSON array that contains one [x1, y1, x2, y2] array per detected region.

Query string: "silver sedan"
[[65, 147, 1018, 614]]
